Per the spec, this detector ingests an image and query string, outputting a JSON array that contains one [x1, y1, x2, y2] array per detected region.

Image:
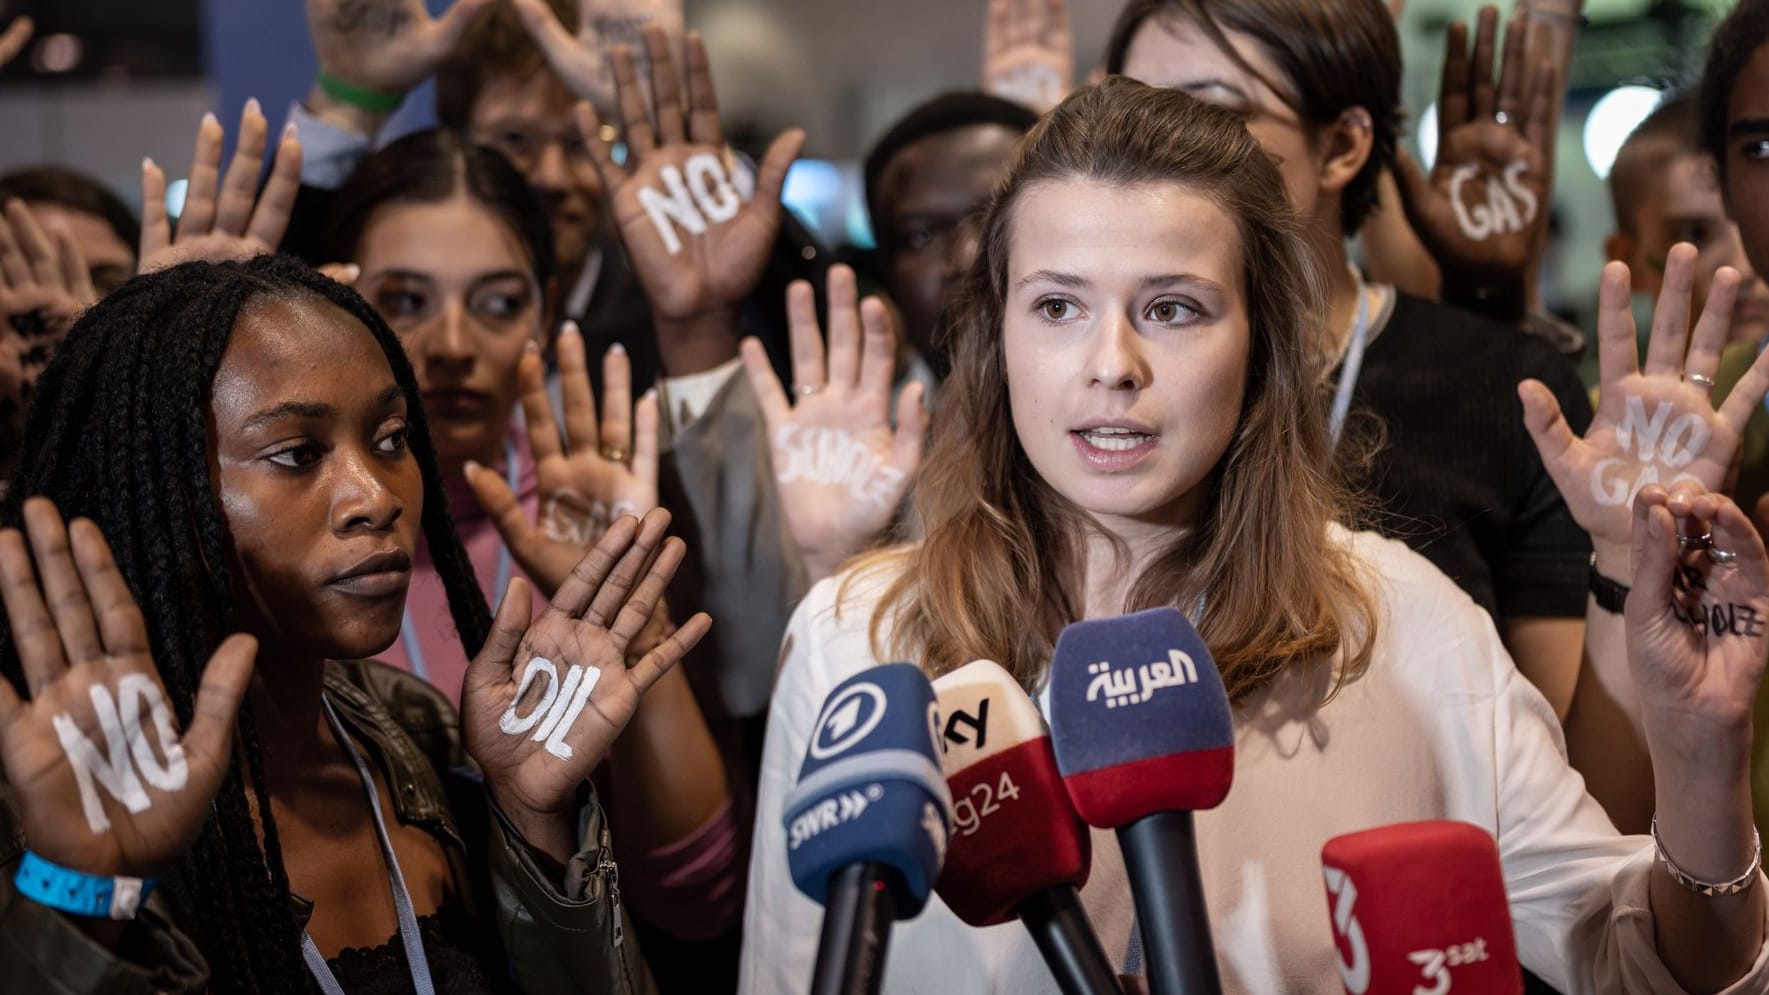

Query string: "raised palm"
[[510, 0, 683, 111], [461, 509, 709, 825], [1522, 244, 1769, 552], [467, 323, 658, 597], [576, 26, 804, 324], [140, 101, 302, 274], [307, 0, 492, 96], [741, 265, 926, 581], [0, 499, 254, 881], [1395, 7, 1555, 287], [981, 0, 1074, 113]]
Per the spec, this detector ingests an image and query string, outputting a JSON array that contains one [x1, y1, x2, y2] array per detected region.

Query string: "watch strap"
[[1589, 552, 1630, 614]]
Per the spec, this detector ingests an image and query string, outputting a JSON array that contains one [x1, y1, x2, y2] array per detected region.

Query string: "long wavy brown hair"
[[845, 78, 1378, 702]]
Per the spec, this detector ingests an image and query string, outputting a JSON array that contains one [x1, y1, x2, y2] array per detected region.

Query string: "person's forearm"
[[1648, 740, 1764, 990], [301, 84, 393, 141], [609, 665, 729, 845], [1565, 541, 1656, 833], [654, 310, 741, 378]]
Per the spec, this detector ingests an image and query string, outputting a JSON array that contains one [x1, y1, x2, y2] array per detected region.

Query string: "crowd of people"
[[1, 0, 1768, 991]]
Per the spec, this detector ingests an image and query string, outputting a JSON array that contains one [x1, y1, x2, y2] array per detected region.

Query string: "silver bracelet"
[[1651, 815, 1763, 897]]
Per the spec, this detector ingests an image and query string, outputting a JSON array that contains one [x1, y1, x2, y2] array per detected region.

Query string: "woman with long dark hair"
[[0, 254, 704, 993]]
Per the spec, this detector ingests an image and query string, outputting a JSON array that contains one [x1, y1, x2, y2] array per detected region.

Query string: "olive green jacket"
[[0, 659, 657, 995]]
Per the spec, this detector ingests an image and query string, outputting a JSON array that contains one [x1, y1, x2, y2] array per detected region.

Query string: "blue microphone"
[[1049, 608, 1235, 995], [784, 663, 953, 995]]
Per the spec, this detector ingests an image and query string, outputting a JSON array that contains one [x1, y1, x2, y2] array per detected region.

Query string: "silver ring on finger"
[[1678, 528, 1714, 549], [1709, 545, 1740, 566], [795, 383, 826, 397], [1685, 372, 1717, 390], [1494, 110, 1511, 126]]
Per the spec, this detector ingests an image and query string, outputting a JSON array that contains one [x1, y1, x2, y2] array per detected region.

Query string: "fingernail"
[[201, 111, 219, 128], [244, 96, 262, 118], [283, 120, 298, 141], [141, 155, 157, 173], [341, 263, 361, 281], [609, 341, 626, 356], [463, 460, 483, 477], [643, 387, 658, 402], [561, 320, 581, 338], [524, 340, 539, 355]]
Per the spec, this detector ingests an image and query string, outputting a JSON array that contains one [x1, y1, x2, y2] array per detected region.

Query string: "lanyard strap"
[[402, 436, 519, 681], [1328, 270, 1375, 449], [302, 697, 437, 995]]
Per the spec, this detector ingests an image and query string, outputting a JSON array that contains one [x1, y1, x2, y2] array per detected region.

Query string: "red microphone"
[[931, 660, 1122, 995], [1319, 821, 1522, 995]]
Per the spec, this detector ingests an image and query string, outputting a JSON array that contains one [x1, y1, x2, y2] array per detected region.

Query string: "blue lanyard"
[[302, 696, 436, 995], [400, 437, 519, 681]]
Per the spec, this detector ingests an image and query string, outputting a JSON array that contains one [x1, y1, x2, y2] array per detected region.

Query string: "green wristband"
[[315, 71, 403, 113]]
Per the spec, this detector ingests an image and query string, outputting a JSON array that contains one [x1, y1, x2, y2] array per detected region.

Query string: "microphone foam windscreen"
[[784, 663, 954, 916], [931, 659, 1091, 926], [1320, 820, 1521, 995], [1047, 607, 1234, 827]]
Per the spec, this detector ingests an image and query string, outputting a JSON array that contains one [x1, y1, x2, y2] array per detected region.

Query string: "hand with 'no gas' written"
[[1522, 244, 1769, 572], [742, 265, 926, 582]]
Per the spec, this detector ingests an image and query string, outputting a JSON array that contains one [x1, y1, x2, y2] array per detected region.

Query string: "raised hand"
[[0, 498, 255, 881], [0, 199, 97, 394], [576, 26, 804, 370], [0, 16, 31, 68], [307, 0, 490, 103], [741, 265, 926, 582], [982, 0, 1074, 114], [1521, 244, 1769, 576], [1394, 6, 1555, 298], [461, 509, 710, 859], [139, 101, 302, 274], [465, 322, 659, 597], [511, 0, 683, 111]]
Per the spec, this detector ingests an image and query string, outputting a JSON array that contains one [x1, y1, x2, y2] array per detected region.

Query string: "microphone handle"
[[1017, 885, 1128, 995], [810, 862, 902, 995], [1117, 812, 1223, 995]]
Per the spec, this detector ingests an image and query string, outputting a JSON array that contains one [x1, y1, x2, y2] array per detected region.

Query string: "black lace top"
[[323, 907, 519, 995]]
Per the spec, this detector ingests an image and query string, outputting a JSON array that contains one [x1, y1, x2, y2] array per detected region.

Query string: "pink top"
[[378, 425, 746, 939]]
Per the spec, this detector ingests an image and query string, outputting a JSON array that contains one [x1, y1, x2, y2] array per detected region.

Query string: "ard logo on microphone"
[[1085, 648, 1199, 709], [810, 681, 888, 760]]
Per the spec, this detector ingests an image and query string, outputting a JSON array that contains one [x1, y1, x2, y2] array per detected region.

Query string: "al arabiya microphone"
[[931, 659, 1123, 995], [784, 663, 955, 995], [1048, 607, 1234, 995], [1320, 821, 1522, 995]]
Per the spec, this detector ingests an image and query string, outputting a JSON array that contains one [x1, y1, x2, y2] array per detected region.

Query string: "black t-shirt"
[[1340, 293, 1593, 622]]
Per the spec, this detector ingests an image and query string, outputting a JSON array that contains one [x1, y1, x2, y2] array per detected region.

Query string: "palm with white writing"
[[140, 101, 302, 274], [982, 0, 1074, 114], [306, 0, 490, 98], [0, 499, 255, 880], [466, 323, 658, 598], [575, 26, 804, 326], [462, 510, 709, 844], [1522, 245, 1769, 567], [742, 265, 926, 582], [1394, 6, 1554, 287], [510, 0, 683, 112]]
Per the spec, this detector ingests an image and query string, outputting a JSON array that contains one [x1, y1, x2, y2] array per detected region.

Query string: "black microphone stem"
[[1018, 886, 1127, 995], [810, 863, 902, 995], [1117, 812, 1223, 995]]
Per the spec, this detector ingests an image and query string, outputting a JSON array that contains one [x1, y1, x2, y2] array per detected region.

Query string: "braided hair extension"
[[0, 254, 492, 992]]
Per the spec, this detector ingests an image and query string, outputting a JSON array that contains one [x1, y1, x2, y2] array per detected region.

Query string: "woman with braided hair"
[[0, 253, 701, 993]]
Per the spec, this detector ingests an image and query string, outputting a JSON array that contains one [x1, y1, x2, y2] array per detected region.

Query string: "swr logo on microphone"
[[1084, 649, 1199, 709], [788, 783, 884, 849]]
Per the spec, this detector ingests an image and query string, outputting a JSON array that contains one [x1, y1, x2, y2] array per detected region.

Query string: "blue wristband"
[[14, 851, 155, 920]]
